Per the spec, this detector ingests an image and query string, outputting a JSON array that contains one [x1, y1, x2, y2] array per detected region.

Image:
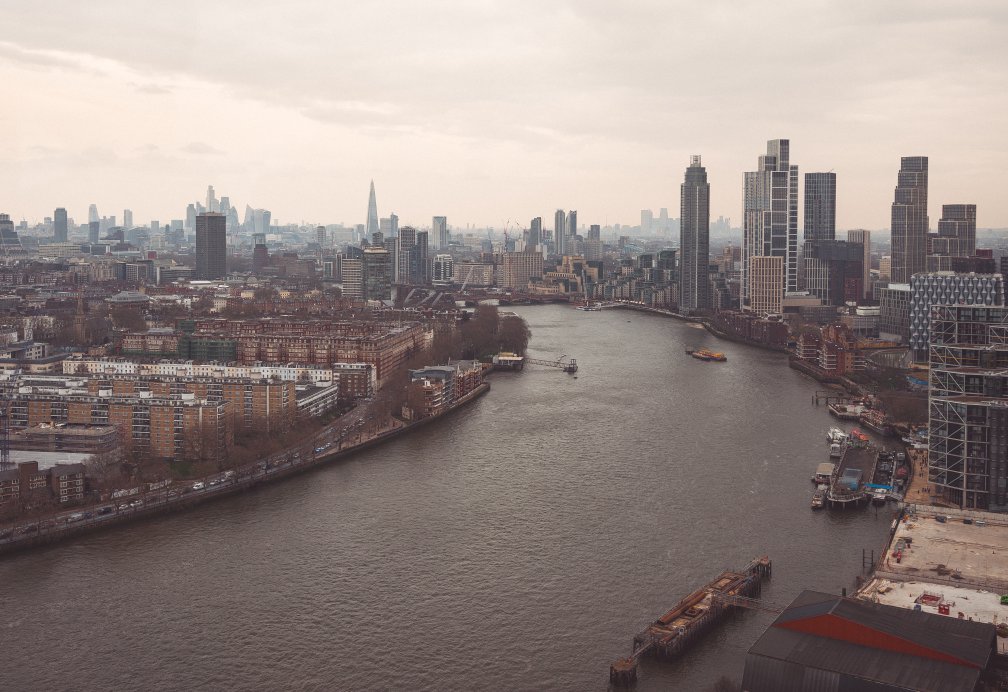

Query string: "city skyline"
[[2, 3, 1006, 229]]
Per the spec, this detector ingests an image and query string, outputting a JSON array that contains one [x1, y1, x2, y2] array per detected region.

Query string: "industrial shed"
[[742, 590, 996, 692]]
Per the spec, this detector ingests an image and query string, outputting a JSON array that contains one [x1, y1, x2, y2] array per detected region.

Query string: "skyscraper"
[[53, 208, 68, 243], [316, 225, 326, 246], [195, 212, 227, 280], [528, 217, 542, 250], [366, 181, 379, 238], [803, 172, 836, 244], [88, 221, 100, 244], [679, 155, 711, 312], [566, 210, 577, 245], [554, 209, 566, 256], [123, 209, 133, 229], [432, 216, 448, 250], [743, 139, 798, 310], [186, 204, 197, 231], [88, 204, 99, 224], [890, 156, 929, 284], [206, 185, 218, 213]]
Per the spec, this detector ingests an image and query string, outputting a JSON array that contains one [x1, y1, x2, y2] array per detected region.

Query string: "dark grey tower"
[[803, 172, 836, 244], [890, 156, 928, 283], [554, 209, 566, 256], [195, 212, 227, 279], [54, 207, 68, 243], [679, 155, 711, 312]]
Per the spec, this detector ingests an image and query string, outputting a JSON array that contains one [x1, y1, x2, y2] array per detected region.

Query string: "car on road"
[[67, 513, 85, 523], [192, 481, 205, 491], [129, 500, 143, 508]]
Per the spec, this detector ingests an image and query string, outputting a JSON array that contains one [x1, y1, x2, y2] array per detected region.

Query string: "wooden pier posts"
[[609, 657, 638, 687]]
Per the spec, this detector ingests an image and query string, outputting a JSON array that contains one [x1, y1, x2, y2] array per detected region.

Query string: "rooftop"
[[875, 505, 1008, 593]]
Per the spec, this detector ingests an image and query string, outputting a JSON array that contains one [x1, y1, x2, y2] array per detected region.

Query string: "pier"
[[609, 556, 772, 687], [826, 444, 879, 509]]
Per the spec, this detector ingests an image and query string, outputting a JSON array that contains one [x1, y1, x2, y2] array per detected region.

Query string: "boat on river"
[[686, 348, 727, 362], [811, 489, 825, 510]]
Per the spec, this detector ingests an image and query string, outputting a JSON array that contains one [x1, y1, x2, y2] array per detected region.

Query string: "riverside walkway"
[[0, 382, 491, 556]]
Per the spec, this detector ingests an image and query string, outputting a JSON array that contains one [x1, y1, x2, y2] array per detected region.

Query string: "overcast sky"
[[2, 1, 1006, 231]]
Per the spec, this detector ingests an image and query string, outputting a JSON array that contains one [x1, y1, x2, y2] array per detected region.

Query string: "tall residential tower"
[[743, 139, 798, 311], [679, 156, 711, 312], [890, 156, 928, 283]]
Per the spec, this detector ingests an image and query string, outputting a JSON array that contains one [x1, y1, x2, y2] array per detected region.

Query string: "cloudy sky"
[[2, 1, 1006, 231]]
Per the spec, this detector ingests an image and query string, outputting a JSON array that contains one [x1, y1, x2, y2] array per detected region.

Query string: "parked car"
[[97, 506, 114, 515], [192, 481, 205, 491]]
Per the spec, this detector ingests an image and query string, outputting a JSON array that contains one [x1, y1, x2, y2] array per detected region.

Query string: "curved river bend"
[[2, 305, 893, 691]]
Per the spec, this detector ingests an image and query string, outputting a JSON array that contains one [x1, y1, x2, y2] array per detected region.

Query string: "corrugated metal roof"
[[741, 590, 994, 692]]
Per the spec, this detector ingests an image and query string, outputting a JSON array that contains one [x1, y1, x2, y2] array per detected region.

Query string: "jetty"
[[826, 443, 878, 509], [609, 556, 772, 687]]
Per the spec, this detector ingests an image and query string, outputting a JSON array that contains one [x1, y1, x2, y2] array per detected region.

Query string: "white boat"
[[826, 428, 848, 445], [829, 443, 843, 459]]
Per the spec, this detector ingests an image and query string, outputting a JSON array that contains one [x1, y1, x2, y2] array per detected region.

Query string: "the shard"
[[366, 180, 379, 237]]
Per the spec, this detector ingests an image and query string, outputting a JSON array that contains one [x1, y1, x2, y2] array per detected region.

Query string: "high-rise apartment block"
[[928, 305, 1008, 512], [679, 155, 710, 312], [743, 139, 798, 310], [362, 246, 392, 301], [890, 156, 929, 283], [497, 251, 544, 290], [195, 213, 227, 280], [847, 230, 872, 300], [928, 204, 977, 272], [803, 172, 836, 244]]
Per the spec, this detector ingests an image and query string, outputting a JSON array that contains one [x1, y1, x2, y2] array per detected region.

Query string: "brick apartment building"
[[0, 461, 85, 507], [120, 319, 428, 384]]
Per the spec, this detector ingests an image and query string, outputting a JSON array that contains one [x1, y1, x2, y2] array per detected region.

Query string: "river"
[[1, 304, 895, 691]]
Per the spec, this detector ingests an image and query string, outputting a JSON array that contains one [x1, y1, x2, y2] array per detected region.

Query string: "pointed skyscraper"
[[366, 180, 380, 238]]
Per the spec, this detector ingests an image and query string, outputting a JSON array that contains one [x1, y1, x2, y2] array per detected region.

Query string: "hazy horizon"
[[2, 1, 1006, 231]]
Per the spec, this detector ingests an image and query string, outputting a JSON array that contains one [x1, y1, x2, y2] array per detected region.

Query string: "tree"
[[110, 306, 147, 332], [497, 315, 531, 355]]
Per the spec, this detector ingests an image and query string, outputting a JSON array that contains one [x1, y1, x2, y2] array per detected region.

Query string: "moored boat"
[[811, 489, 825, 510], [858, 408, 890, 436]]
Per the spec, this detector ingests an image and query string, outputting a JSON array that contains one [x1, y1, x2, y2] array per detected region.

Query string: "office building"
[[679, 155, 710, 312], [890, 156, 929, 283], [743, 139, 798, 308], [497, 251, 544, 290], [88, 221, 100, 244], [879, 255, 892, 281], [432, 216, 448, 250], [929, 304, 1008, 511], [566, 210, 577, 245], [528, 217, 542, 251], [316, 225, 326, 246], [908, 273, 1004, 362], [195, 212, 227, 280], [803, 172, 836, 243], [53, 207, 68, 243]]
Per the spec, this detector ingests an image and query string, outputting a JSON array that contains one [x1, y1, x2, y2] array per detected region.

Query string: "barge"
[[609, 556, 772, 687]]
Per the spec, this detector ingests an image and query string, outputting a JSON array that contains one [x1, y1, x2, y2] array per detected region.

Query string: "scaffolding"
[[928, 305, 1008, 511]]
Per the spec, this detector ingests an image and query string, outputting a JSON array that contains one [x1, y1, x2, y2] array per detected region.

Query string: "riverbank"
[[0, 382, 491, 556]]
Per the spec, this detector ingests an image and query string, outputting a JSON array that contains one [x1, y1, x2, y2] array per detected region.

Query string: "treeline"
[[430, 305, 531, 362]]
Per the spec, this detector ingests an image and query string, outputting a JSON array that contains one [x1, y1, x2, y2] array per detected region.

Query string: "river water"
[[2, 305, 894, 691]]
